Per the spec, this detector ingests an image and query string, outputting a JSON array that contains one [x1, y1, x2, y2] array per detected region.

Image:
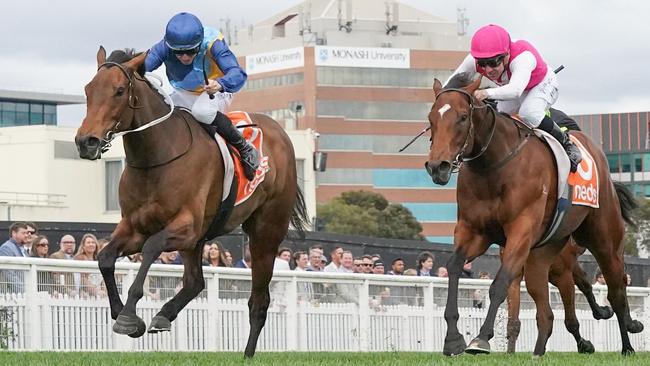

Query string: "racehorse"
[[424, 73, 642, 356], [75, 47, 309, 358], [505, 239, 614, 354]]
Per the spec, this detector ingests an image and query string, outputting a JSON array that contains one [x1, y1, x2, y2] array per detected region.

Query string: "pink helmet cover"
[[470, 24, 511, 59]]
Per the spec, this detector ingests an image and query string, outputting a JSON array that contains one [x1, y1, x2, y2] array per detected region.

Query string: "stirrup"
[[240, 148, 259, 180]]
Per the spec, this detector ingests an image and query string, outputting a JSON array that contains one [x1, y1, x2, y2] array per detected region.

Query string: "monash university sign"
[[245, 47, 305, 75], [315, 46, 410, 68]]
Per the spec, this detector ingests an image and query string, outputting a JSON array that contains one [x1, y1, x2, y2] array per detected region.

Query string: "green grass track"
[[0, 351, 648, 366]]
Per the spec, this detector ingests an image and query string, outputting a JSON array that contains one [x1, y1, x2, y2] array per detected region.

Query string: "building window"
[[44, 104, 57, 125], [317, 100, 431, 121], [607, 154, 619, 173], [243, 72, 304, 91], [0, 100, 57, 127], [30, 103, 43, 124], [105, 160, 123, 211], [15, 102, 29, 126], [316, 67, 453, 88]]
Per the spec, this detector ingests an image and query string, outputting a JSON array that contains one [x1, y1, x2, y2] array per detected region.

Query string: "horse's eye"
[[460, 114, 468, 122], [116, 87, 126, 97]]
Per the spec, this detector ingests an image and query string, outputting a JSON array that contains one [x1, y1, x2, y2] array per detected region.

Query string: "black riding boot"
[[211, 112, 259, 180], [539, 114, 582, 172]]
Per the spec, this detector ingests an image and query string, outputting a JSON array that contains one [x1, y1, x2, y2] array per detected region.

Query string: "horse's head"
[[424, 73, 482, 185], [75, 46, 147, 160]]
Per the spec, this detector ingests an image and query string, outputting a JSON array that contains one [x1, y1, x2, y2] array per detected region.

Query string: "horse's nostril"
[[86, 137, 100, 148]]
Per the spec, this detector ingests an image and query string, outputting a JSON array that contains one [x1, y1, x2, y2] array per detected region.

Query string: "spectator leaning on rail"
[[144, 12, 258, 181], [0, 222, 30, 293]]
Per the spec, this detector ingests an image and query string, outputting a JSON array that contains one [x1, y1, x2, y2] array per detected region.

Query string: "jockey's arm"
[[485, 51, 536, 100], [210, 40, 248, 93], [444, 54, 477, 87], [144, 40, 167, 72]]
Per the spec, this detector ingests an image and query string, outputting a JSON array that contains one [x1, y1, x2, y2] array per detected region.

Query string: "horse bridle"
[[96, 61, 174, 152], [433, 88, 497, 172]]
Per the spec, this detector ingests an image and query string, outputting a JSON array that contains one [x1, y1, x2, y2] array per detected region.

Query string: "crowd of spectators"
[[9, 222, 635, 310]]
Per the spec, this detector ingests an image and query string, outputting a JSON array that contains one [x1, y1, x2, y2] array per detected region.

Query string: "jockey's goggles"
[[476, 54, 505, 68], [172, 46, 200, 56]]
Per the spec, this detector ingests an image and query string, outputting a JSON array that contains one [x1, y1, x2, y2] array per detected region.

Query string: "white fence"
[[0, 256, 649, 353]]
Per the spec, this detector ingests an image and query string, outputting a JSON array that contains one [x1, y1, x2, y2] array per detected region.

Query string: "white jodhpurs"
[[170, 88, 233, 124], [497, 70, 559, 128]]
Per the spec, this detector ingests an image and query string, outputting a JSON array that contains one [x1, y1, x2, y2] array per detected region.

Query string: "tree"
[[624, 197, 650, 256], [317, 191, 424, 240]]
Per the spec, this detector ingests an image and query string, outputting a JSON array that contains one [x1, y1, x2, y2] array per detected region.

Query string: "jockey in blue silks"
[[145, 12, 258, 180]]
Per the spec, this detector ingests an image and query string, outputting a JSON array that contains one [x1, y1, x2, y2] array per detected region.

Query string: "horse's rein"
[[96, 62, 175, 150]]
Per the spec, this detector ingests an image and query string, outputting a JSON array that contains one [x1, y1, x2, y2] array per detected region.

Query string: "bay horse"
[[425, 73, 642, 356], [505, 239, 614, 354], [75, 47, 309, 358]]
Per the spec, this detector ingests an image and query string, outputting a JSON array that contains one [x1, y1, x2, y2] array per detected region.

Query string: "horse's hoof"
[[627, 320, 644, 334], [147, 315, 172, 333], [593, 306, 614, 320], [577, 339, 595, 354], [113, 314, 146, 338], [622, 347, 635, 356], [465, 337, 491, 355], [443, 333, 467, 356]]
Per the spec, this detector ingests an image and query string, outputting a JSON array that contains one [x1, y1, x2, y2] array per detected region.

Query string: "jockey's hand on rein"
[[473, 89, 490, 101], [204, 79, 222, 95]]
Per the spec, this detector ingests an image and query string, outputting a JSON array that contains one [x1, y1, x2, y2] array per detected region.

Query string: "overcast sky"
[[2, 0, 648, 126]]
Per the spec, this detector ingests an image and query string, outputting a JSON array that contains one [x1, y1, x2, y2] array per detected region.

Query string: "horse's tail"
[[613, 181, 638, 228], [290, 187, 310, 239]]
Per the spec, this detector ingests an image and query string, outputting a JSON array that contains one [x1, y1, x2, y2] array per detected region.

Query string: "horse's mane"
[[444, 72, 475, 89], [106, 48, 146, 76]]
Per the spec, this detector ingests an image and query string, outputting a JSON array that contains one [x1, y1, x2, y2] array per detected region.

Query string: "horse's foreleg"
[[98, 223, 144, 320], [149, 244, 205, 333], [444, 222, 489, 356], [113, 229, 170, 338], [467, 224, 534, 355], [505, 270, 523, 354], [522, 246, 558, 357]]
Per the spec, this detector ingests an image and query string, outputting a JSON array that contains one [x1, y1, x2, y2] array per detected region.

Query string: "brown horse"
[[425, 73, 642, 356], [505, 239, 614, 354], [75, 47, 309, 358]]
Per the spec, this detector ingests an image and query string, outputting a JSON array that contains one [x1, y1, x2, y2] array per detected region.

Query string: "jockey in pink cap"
[[445, 24, 582, 172]]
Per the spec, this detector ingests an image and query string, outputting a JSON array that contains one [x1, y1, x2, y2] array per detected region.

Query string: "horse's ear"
[[97, 46, 106, 66], [124, 52, 147, 72], [433, 78, 443, 96], [466, 75, 482, 94]]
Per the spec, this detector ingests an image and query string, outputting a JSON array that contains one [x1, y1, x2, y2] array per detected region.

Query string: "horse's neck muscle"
[[122, 83, 191, 168], [467, 110, 519, 170]]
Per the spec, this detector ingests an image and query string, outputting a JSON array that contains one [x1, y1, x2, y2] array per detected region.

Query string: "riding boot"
[[539, 114, 582, 172], [211, 112, 259, 180]]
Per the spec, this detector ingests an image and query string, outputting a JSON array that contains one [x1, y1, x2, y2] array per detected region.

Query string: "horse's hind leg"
[[98, 221, 144, 320], [574, 216, 637, 355], [148, 243, 205, 333], [505, 269, 523, 354], [550, 263, 594, 354], [242, 201, 293, 358], [572, 258, 613, 320]]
